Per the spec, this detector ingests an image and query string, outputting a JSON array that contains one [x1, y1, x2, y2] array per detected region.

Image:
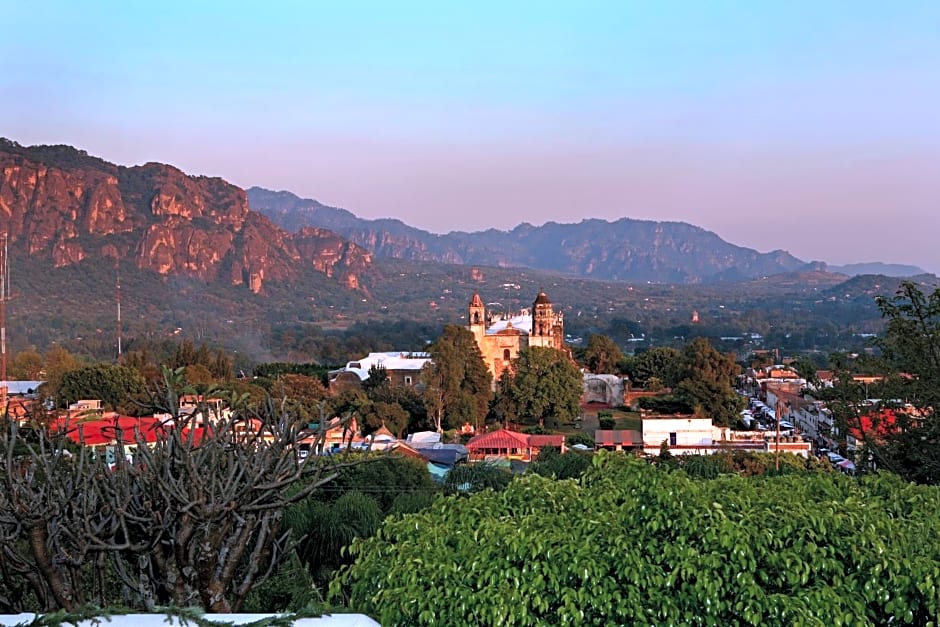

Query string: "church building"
[[467, 290, 565, 381]]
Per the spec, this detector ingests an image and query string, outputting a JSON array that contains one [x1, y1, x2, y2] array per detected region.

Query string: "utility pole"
[[116, 261, 122, 365], [0, 234, 9, 409]]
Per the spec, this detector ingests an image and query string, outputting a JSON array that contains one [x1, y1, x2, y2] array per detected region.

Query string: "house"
[[595, 416, 812, 458], [328, 352, 431, 393], [465, 428, 565, 462]]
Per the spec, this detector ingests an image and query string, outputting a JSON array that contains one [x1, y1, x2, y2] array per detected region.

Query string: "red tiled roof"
[[52, 415, 169, 446], [467, 428, 530, 451], [850, 409, 901, 441], [529, 434, 565, 448], [595, 429, 642, 446]]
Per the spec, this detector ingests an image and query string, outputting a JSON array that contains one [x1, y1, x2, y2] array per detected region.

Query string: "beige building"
[[467, 290, 565, 381]]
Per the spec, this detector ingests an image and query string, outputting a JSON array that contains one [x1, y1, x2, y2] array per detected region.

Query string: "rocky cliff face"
[[0, 140, 372, 293], [248, 187, 811, 284]]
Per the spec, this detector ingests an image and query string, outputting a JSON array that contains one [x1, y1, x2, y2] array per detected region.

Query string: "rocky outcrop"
[[0, 140, 373, 293], [294, 227, 373, 291]]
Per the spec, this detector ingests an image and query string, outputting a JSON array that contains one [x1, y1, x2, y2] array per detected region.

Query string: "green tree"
[[361, 364, 390, 398], [56, 364, 146, 413], [502, 347, 582, 427], [792, 356, 819, 387], [336, 454, 940, 625], [40, 345, 80, 401], [10, 349, 44, 380], [491, 370, 519, 427], [370, 384, 429, 433], [630, 347, 681, 388], [583, 334, 624, 374], [675, 337, 744, 426], [421, 325, 492, 432], [871, 282, 940, 483], [362, 401, 409, 438]]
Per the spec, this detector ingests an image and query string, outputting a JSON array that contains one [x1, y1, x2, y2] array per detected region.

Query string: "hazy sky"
[[3, 1, 939, 272]]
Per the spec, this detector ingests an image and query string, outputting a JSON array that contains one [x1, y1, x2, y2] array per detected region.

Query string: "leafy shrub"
[[442, 462, 511, 495], [337, 454, 940, 625], [529, 449, 591, 480]]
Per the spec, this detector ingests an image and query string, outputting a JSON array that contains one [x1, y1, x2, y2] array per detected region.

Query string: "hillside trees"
[[336, 454, 940, 625], [420, 325, 491, 432]]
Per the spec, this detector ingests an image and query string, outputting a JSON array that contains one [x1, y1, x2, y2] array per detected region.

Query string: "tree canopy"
[[56, 363, 146, 413], [630, 346, 681, 389], [420, 325, 491, 432], [675, 337, 744, 426], [497, 347, 582, 427], [337, 454, 940, 625], [583, 334, 624, 374], [822, 282, 940, 484]]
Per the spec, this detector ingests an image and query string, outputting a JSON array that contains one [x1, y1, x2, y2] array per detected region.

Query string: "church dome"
[[470, 293, 484, 307], [533, 291, 551, 306]]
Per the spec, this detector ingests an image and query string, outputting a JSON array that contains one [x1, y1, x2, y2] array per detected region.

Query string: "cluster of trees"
[[418, 326, 584, 432], [622, 340, 744, 426], [336, 453, 940, 625]]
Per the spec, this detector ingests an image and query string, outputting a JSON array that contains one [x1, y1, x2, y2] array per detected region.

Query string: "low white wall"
[[0, 614, 379, 627]]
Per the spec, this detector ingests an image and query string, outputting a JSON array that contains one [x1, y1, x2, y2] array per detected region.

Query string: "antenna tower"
[[1, 234, 9, 405], [116, 261, 122, 365]]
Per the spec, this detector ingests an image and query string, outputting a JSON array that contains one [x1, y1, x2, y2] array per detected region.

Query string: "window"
[[669, 432, 677, 446], [404, 376, 412, 385], [503, 349, 511, 361]]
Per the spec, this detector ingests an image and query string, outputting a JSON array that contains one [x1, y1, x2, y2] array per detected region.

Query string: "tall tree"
[[420, 325, 492, 432], [56, 364, 146, 414], [502, 347, 582, 427], [583, 334, 624, 374], [10, 349, 43, 380], [675, 337, 743, 426], [630, 347, 681, 389], [361, 364, 390, 398]]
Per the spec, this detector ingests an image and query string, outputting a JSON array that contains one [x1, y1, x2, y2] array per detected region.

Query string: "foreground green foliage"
[[336, 454, 940, 625]]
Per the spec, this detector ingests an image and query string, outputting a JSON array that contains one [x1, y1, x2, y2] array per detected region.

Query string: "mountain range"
[[0, 138, 934, 362], [247, 187, 926, 283]]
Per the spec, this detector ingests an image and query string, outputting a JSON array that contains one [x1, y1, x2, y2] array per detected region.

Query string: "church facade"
[[467, 290, 565, 381]]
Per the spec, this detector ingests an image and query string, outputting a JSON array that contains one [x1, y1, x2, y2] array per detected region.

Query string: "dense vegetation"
[[336, 454, 940, 625]]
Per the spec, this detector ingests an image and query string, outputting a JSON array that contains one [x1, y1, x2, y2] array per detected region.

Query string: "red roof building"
[[466, 428, 565, 462], [51, 414, 169, 446]]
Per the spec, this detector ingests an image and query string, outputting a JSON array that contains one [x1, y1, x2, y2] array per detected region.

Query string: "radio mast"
[[1, 234, 9, 406], [116, 261, 122, 365]]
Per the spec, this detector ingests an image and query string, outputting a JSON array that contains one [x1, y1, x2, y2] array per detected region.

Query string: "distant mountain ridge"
[[249, 187, 927, 282], [828, 262, 927, 277], [243, 188, 794, 283]]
